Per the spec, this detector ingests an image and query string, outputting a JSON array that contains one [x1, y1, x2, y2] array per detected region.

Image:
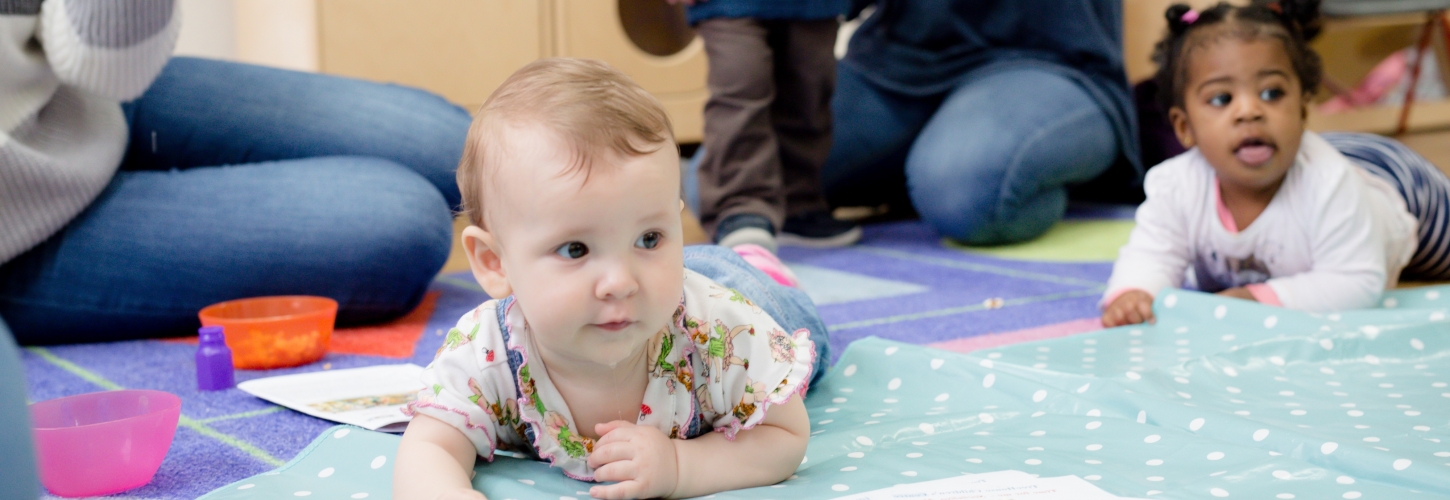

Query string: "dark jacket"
[[686, 0, 850, 24], [843, 0, 1144, 190]]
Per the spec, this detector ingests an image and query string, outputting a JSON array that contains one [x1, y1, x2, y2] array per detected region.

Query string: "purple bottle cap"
[[199, 326, 225, 343], [197, 326, 235, 391]]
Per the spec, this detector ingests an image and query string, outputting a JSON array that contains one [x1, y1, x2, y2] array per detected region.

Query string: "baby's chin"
[[577, 321, 667, 352]]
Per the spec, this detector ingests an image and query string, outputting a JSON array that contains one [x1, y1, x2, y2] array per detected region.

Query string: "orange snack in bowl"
[[198, 296, 338, 370]]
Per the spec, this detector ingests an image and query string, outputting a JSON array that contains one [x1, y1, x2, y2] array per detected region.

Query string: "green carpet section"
[[946, 219, 1135, 262]]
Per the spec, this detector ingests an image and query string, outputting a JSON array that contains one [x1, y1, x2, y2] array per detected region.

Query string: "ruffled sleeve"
[[406, 302, 516, 461], [683, 272, 816, 439]]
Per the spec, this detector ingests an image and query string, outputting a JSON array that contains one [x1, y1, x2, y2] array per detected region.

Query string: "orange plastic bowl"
[[198, 296, 338, 370]]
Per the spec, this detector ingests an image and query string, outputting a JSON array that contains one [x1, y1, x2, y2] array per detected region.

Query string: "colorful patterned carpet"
[[22, 211, 1136, 499]]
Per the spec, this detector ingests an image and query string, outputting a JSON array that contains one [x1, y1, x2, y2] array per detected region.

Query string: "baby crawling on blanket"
[[394, 58, 829, 500], [1103, 0, 1450, 326]]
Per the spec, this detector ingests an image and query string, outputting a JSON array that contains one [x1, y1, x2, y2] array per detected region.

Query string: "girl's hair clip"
[[1266, 2, 1283, 14], [1181, 9, 1200, 24]]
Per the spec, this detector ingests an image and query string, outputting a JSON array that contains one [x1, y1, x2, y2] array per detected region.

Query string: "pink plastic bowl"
[[30, 390, 181, 497]]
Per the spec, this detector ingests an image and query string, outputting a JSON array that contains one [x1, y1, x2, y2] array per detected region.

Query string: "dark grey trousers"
[[695, 17, 838, 236]]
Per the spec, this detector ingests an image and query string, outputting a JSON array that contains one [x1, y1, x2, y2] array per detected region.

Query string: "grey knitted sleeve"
[[38, 0, 180, 101]]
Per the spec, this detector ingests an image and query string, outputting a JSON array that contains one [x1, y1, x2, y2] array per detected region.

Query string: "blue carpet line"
[[827, 287, 1105, 331], [196, 406, 285, 424], [851, 247, 1106, 288], [26, 347, 286, 467]]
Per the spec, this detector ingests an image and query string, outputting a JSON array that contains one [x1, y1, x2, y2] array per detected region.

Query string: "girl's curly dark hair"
[[1151, 0, 1324, 112]]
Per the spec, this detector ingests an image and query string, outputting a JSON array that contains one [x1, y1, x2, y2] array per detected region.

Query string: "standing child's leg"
[[695, 19, 784, 251], [1324, 132, 1450, 279], [683, 245, 829, 386], [770, 19, 862, 248]]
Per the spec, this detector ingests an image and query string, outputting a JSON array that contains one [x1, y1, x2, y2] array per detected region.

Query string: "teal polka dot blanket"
[[200, 287, 1450, 499]]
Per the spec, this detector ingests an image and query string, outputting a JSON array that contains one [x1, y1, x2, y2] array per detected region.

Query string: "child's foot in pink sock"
[[731, 244, 799, 288]]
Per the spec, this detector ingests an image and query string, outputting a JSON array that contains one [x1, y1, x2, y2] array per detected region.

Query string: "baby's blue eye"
[[635, 231, 662, 250], [1208, 93, 1232, 107], [555, 242, 588, 259], [1260, 88, 1285, 101]]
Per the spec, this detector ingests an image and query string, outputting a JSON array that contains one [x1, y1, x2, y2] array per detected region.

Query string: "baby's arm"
[[587, 393, 810, 499], [394, 414, 486, 500], [1102, 169, 1194, 326], [673, 394, 809, 496]]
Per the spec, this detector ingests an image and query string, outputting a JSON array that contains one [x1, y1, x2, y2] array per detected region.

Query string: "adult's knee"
[[351, 85, 470, 208], [299, 158, 452, 324], [903, 73, 1118, 244], [903, 151, 1009, 243], [903, 132, 1077, 245], [322, 158, 453, 280]]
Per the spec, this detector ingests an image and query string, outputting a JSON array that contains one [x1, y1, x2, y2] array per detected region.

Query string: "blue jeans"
[[683, 245, 830, 386], [0, 57, 471, 344], [822, 64, 1119, 245], [0, 319, 38, 498]]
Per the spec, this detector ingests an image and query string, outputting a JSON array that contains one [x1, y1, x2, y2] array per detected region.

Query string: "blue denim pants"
[[822, 63, 1120, 245], [684, 245, 830, 386], [0, 57, 472, 344]]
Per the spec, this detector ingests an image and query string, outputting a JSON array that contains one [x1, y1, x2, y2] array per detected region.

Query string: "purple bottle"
[[197, 326, 236, 391]]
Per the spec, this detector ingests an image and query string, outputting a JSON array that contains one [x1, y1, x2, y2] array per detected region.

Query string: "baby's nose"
[[595, 264, 640, 299]]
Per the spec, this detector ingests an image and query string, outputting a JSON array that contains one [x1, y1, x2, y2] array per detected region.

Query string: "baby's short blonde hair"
[[457, 58, 676, 228]]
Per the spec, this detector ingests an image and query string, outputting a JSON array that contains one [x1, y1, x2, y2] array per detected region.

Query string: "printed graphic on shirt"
[[1195, 251, 1273, 292]]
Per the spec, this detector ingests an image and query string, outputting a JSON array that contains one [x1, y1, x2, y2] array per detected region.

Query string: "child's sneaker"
[[779, 211, 862, 248], [732, 243, 799, 288], [715, 213, 777, 253]]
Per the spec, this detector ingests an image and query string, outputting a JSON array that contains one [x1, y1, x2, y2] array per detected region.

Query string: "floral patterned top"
[[405, 269, 817, 481]]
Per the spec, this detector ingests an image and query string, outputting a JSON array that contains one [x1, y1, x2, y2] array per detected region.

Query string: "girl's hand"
[[1216, 287, 1256, 301], [1103, 290, 1156, 327], [587, 421, 680, 499], [433, 488, 486, 500]]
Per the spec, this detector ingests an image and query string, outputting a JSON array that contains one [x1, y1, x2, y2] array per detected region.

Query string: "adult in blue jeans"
[[824, 0, 1143, 244], [0, 1, 469, 345]]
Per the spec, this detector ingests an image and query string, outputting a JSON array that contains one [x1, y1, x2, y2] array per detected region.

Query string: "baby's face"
[[487, 125, 684, 370], [1172, 36, 1305, 194]]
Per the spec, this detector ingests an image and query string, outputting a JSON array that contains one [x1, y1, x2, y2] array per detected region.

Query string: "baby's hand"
[[1216, 287, 1256, 301], [1103, 290, 1155, 327], [432, 487, 485, 500], [587, 420, 679, 500]]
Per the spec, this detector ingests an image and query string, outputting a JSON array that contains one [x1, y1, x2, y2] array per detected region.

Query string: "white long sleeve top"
[[1104, 131, 1417, 312], [0, 0, 179, 263]]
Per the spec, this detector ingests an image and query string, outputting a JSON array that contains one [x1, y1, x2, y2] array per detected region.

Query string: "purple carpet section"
[[24, 219, 1113, 499]]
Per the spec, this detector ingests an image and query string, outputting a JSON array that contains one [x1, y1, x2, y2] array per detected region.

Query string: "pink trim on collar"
[[1213, 180, 1239, 234]]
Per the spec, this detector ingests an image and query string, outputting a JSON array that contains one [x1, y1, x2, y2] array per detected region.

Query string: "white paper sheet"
[[237, 364, 424, 433]]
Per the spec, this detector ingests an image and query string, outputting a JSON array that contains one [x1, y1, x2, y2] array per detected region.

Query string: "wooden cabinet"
[[549, 0, 707, 142], [299, 0, 706, 142]]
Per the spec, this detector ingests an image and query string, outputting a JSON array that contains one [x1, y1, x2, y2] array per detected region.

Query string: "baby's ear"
[[462, 225, 513, 299], [1168, 106, 1196, 149]]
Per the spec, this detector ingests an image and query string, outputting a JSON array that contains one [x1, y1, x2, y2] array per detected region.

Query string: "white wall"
[[171, 0, 317, 72], [173, 0, 236, 60], [236, 0, 318, 72]]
